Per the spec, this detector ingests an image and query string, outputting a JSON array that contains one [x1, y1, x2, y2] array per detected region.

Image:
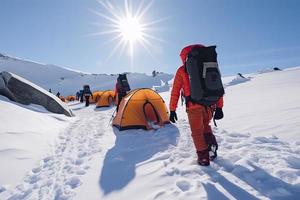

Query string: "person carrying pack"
[[115, 73, 131, 112], [83, 85, 93, 107], [76, 91, 80, 100], [79, 90, 84, 102], [169, 44, 224, 166]]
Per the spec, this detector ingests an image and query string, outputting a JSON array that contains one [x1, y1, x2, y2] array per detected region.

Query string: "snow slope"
[[0, 66, 299, 200], [0, 96, 74, 190], [220, 67, 300, 142], [0, 53, 173, 96], [0, 61, 300, 200]]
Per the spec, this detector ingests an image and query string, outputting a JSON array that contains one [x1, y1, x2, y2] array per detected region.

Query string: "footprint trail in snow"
[[0, 104, 299, 200], [145, 119, 300, 200], [0, 105, 110, 200]]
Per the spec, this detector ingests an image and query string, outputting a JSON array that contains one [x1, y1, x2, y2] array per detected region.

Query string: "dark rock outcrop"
[[0, 71, 73, 117], [0, 74, 16, 101]]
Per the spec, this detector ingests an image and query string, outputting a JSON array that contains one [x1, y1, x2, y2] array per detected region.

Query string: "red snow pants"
[[186, 104, 213, 151]]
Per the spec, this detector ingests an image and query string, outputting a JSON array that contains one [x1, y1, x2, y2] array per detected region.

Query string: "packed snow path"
[[1, 102, 300, 200], [0, 102, 107, 200]]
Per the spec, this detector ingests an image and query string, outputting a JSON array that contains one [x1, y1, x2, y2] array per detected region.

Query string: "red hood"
[[180, 44, 205, 64]]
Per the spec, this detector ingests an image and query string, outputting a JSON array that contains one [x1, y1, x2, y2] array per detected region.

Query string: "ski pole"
[[109, 108, 117, 125]]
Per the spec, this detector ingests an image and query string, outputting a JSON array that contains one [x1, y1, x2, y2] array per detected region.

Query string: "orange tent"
[[90, 91, 103, 103], [96, 90, 116, 107], [59, 96, 67, 102], [66, 95, 76, 101], [113, 88, 169, 130]]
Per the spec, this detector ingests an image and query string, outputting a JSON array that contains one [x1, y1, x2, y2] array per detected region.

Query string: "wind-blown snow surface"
[[0, 67, 300, 200], [0, 53, 173, 96], [0, 96, 74, 190], [220, 67, 300, 143]]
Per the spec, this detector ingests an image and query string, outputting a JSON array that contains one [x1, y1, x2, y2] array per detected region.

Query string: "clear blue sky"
[[1, 0, 300, 76]]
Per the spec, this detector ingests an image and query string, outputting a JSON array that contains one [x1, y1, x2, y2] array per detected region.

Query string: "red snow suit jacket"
[[169, 44, 224, 111]]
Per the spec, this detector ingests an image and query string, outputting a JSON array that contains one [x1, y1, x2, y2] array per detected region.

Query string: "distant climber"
[[115, 74, 131, 112], [79, 90, 84, 102], [237, 73, 246, 78], [83, 85, 93, 107], [56, 92, 60, 97], [48, 89, 52, 93], [76, 91, 80, 100], [152, 70, 156, 77]]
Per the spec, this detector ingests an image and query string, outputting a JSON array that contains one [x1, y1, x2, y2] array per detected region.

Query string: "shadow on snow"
[[94, 106, 115, 112], [99, 124, 179, 195], [203, 168, 259, 200], [203, 158, 300, 200]]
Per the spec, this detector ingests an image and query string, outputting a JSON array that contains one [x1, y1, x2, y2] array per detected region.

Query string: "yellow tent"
[[66, 95, 76, 101], [90, 91, 103, 103], [59, 96, 67, 102], [96, 90, 116, 107], [113, 88, 169, 130]]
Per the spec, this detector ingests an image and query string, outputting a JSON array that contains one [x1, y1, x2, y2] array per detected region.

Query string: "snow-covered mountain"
[[0, 54, 299, 200], [0, 53, 173, 96]]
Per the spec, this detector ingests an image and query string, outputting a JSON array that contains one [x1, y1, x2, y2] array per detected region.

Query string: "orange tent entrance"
[[96, 90, 116, 107], [90, 91, 103, 104], [112, 88, 170, 130]]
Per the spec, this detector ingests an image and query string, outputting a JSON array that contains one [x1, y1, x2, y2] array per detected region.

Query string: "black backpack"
[[186, 46, 224, 106], [117, 74, 131, 92], [83, 85, 92, 96]]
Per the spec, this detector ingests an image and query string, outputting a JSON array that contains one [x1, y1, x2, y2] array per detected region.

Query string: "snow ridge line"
[[1, 110, 106, 200]]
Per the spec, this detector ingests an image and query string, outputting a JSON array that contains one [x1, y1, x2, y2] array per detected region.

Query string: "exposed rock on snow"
[[0, 74, 16, 101], [257, 68, 281, 74], [0, 71, 73, 116], [226, 73, 251, 86]]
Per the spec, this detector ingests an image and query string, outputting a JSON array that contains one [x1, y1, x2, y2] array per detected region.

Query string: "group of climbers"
[[72, 85, 93, 106], [69, 73, 130, 108], [57, 43, 225, 167], [48, 89, 61, 98]]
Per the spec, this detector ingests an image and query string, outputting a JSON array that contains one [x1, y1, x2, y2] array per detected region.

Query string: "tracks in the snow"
[[147, 120, 300, 200], [1, 107, 108, 200]]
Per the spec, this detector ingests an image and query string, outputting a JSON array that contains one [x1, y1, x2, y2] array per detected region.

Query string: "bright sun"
[[119, 16, 143, 43], [89, 0, 164, 70]]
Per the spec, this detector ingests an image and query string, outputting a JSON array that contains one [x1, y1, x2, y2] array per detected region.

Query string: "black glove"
[[169, 111, 178, 123], [214, 108, 224, 120]]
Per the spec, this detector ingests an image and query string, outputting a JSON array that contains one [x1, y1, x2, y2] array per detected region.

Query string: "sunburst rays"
[[88, 0, 165, 71]]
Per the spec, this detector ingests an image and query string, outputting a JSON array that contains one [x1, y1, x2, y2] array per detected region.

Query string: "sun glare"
[[89, 0, 165, 70], [119, 16, 143, 43]]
